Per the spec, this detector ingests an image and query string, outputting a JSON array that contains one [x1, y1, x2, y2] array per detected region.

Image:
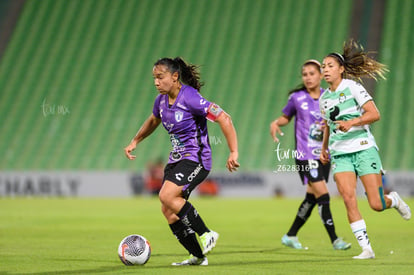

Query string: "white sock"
[[350, 219, 372, 251], [386, 194, 397, 208]]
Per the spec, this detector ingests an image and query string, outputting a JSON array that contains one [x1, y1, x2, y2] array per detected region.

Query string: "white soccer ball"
[[118, 234, 151, 265]]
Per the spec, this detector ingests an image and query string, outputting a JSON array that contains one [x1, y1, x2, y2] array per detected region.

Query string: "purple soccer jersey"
[[282, 89, 325, 160], [152, 85, 213, 170]]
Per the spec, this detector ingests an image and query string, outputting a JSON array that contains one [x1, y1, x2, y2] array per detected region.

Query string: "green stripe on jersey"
[[330, 128, 369, 142]]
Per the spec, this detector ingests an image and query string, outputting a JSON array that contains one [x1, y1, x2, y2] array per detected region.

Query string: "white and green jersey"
[[319, 79, 378, 156]]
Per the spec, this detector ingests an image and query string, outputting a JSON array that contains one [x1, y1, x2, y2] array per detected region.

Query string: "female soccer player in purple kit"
[[270, 60, 351, 250], [124, 57, 239, 266]]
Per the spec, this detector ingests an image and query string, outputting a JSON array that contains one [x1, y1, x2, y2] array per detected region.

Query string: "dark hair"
[[326, 39, 388, 82], [288, 60, 321, 95], [154, 57, 204, 91]]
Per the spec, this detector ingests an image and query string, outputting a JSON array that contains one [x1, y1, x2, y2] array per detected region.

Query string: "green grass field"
[[1, 197, 413, 274]]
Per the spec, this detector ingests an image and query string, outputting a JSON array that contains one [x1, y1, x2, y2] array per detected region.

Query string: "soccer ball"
[[118, 234, 151, 265]]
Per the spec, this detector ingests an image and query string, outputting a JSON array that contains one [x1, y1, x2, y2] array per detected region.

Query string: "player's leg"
[[160, 181, 205, 262], [161, 160, 218, 258], [358, 147, 411, 220], [282, 160, 316, 249], [335, 171, 374, 259], [285, 188, 316, 237], [282, 191, 316, 249], [178, 164, 219, 255], [310, 180, 351, 250]]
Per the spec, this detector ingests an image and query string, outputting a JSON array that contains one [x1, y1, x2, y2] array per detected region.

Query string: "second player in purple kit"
[[270, 60, 351, 250]]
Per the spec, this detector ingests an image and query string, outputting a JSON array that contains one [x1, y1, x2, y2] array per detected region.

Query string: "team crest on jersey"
[[339, 92, 346, 103], [175, 111, 183, 122]]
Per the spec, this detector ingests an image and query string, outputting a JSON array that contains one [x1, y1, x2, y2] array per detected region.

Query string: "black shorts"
[[163, 159, 209, 199], [295, 159, 330, 185]]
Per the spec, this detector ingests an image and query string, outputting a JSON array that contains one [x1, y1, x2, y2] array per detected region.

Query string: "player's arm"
[[334, 100, 380, 132], [320, 119, 330, 164], [124, 114, 161, 160], [215, 111, 240, 172], [206, 102, 239, 172], [270, 115, 291, 142]]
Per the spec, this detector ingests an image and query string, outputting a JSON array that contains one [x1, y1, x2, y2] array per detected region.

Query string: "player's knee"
[[341, 194, 356, 207], [158, 189, 171, 205]]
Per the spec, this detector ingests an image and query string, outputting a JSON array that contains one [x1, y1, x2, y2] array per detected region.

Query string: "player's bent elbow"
[[375, 112, 381, 122]]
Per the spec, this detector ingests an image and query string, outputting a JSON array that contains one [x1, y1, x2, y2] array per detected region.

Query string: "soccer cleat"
[[281, 234, 303, 249], [352, 249, 375, 259], [389, 192, 411, 220], [171, 255, 208, 266], [332, 238, 352, 250], [200, 230, 219, 254]]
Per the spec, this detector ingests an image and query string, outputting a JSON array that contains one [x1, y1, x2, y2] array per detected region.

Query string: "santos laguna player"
[[124, 57, 239, 266], [320, 40, 411, 259]]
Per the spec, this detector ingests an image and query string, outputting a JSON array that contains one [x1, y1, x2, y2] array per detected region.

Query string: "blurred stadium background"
[[0, 0, 413, 197]]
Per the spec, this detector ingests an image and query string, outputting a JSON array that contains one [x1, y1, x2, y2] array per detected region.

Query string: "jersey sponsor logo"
[[200, 99, 207, 105], [329, 106, 340, 121], [360, 90, 370, 99], [177, 102, 188, 110], [160, 108, 164, 118], [301, 102, 308, 110], [297, 95, 307, 101], [187, 164, 203, 182], [175, 111, 183, 122], [175, 173, 184, 181], [312, 148, 322, 156]]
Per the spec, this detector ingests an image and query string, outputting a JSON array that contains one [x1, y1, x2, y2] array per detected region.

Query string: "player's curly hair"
[[327, 39, 388, 82], [154, 57, 204, 91]]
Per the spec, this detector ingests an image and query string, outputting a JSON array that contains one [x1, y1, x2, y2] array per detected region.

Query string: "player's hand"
[[226, 151, 240, 172], [320, 149, 330, 165], [270, 121, 284, 142], [124, 143, 137, 160], [334, 120, 353, 132]]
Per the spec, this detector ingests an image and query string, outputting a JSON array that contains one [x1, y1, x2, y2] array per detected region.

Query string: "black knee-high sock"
[[287, 193, 316, 236], [316, 193, 338, 243], [178, 201, 209, 236], [169, 220, 204, 258]]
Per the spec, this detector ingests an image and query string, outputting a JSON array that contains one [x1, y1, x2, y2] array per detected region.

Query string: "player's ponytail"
[[154, 57, 204, 91], [327, 39, 388, 82], [173, 57, 204, 91]]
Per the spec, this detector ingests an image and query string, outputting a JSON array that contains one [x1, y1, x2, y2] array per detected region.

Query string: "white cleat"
[[353, 249, 375, 259], [200, 230, 219, 254], [172, 255, 208, 266], [389, 191, 411, 220]]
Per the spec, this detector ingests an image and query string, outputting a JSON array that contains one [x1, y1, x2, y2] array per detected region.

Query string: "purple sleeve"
[[185, 89, 211, 116], [281, 94, 296, 117], [152, 95, 162, 118]]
